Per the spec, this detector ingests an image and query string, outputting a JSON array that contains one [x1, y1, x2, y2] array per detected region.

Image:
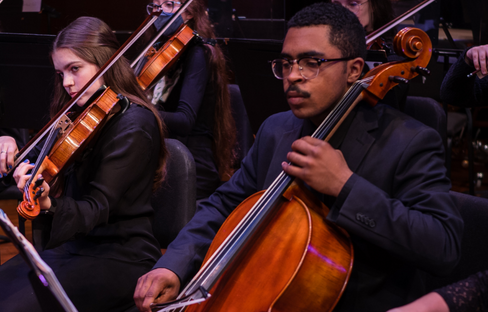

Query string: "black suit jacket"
[[157, 102, 463, 311]]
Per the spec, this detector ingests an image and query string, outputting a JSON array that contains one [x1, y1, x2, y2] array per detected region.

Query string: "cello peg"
[[412, 66, 431, 76], [389, 76, 409, 84]]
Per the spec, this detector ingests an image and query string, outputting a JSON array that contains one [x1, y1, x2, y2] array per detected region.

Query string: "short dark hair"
[[287, 2, 366, 60]]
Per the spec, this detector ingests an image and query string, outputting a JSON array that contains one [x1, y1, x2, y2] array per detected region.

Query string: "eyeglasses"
[[146, 1, 182, 15], [332, 0, 369, 14], [270, 57, 354, 80]]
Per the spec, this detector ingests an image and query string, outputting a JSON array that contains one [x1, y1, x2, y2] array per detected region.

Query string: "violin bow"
[[366, 0, 435, 45]]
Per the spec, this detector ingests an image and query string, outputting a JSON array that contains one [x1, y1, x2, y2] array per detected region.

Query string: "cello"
[[152, 27, 433, 312]]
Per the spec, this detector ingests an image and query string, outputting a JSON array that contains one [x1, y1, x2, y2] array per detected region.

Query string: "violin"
[[150, 27, 433, 312], [134, 0, 216, 92], [17, 87, 125, 220], [15, 11, 167, 220], [130, 0, 195, 89], [137, 23, 196, 91]]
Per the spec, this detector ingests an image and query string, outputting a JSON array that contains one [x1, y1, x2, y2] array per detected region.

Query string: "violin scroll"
[[17, 184, 43, 220]]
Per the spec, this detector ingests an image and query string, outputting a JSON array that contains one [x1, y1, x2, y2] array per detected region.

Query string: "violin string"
[[11, 11, 163, 177], [23, 126, 60, 203]]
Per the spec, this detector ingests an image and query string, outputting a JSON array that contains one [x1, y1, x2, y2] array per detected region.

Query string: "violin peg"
[[34, 178, 45, 189], [34, 187, 44, 201], [412, 66, 431, 76], [389, 76, 409, 84]]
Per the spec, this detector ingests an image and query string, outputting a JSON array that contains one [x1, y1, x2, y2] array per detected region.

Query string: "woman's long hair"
[[185, 0, 237, 180], [51, 16, 167, 190]]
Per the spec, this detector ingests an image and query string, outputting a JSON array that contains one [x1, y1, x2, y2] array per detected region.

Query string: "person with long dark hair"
[[330, 0, 395, 35], [145, 0, 236, 200], [0, 16, 167, 311]]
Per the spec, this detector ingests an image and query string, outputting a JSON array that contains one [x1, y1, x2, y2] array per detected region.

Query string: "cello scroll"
[[362, 27, 432, 106]]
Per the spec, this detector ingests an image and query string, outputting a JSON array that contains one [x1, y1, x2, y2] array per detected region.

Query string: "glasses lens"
[[298, 58, 320, 79], [348, 2, 361, 13], [161, 1, 175, 13], [271, 60, 288, 79]]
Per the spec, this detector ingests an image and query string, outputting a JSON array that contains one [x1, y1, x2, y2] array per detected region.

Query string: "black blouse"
[[436, 270, 488, 312], [29, 104, 162, 263], [156, 44, 221, 200]]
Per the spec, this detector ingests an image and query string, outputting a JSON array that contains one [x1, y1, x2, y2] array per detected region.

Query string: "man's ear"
[[347, 57, 364, 83]]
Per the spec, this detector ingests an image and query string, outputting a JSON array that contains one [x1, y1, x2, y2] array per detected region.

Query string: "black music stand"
[[0, 209, 78, 312]]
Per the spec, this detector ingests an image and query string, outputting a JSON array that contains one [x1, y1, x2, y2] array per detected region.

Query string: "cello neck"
[[178, 78, 370, 301]]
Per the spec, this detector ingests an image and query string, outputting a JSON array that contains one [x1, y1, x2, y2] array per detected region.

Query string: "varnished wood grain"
[[0, 199, 32, 265]]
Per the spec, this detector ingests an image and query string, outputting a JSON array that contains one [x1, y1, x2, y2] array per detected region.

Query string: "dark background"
[[0, 0, 486, 132]]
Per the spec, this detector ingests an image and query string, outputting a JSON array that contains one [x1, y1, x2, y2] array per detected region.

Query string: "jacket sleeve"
[[153, 116, 273, 285], [328, 126, 463, 276], [45, 119, 158, 249], [440, 48, 488, 107]]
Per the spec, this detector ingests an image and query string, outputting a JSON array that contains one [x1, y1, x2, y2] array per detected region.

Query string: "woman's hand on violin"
[[465, 44, 488, 77], [13, 161, 51, 210], [134, 268, 180, 312], [282, 136, 353, 197], [0, 136, 19, 177]]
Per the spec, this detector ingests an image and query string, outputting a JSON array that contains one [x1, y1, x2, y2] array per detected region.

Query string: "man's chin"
[[290, 107, 311, 119]]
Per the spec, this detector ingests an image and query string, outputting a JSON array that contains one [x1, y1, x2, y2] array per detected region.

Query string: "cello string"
[[178, 78, 371, 300], [181, 78, 370, 295]]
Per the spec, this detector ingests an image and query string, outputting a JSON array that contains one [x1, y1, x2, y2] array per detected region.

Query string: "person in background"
[[330, 0, 395, 35], [388, 43, 488, 312], [145, 0, 236, 201], [440, 44, 488, 107]]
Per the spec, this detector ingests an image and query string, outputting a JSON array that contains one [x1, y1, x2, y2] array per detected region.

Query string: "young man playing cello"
[[134, 3, 463, 311]]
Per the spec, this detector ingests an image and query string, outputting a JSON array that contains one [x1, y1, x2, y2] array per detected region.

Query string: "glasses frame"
[[270, 56, 354, 80], [146, 1, 183, 15], [333, 0, 369, 14]]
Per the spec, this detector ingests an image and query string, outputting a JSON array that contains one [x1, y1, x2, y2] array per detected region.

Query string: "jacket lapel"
[[340, 103, 379, 172]]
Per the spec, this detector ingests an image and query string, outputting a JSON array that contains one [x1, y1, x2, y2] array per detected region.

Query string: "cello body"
[[186, 180, 353, 312]]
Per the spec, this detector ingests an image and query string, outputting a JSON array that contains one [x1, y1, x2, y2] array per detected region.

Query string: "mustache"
[[285, 85, 311, 98]]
